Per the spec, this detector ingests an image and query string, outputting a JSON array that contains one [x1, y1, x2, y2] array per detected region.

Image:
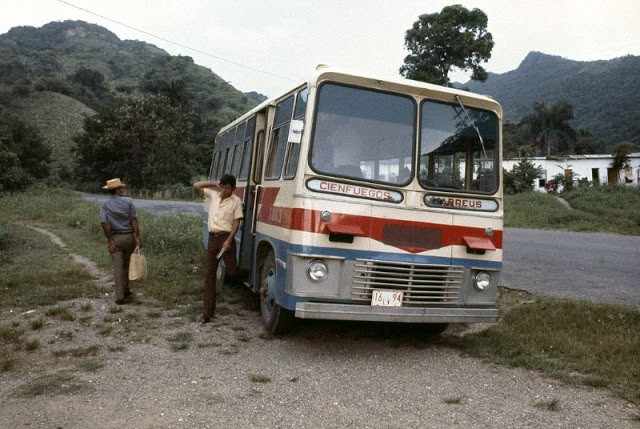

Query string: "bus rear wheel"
[[259, 250, 294, 334]]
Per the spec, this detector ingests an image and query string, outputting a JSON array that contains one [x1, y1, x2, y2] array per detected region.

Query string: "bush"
[[503, 159, 543, 194], [0, 113, 52, 192]]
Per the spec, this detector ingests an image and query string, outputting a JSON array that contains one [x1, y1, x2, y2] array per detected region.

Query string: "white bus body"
[[206, 67, 503, 334]]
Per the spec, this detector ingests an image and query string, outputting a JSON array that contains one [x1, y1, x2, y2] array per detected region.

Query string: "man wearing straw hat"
[[99, 178, 142, 305]]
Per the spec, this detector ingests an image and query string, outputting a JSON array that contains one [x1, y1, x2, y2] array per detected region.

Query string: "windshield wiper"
[[455, 95, 487, 159]]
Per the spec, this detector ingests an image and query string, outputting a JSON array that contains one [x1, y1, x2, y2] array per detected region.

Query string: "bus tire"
[[259, 250, 295, 334]]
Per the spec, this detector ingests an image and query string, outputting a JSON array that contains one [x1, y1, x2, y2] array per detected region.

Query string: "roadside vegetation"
[[0, 186, 638, 406], [505, 184, 640, 235], [445, 288, 639, 403]]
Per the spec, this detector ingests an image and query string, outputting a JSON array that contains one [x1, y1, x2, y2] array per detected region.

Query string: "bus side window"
[[229, 144, 239, 177], [239, 117, 255, 181], [283, 140, 300, 179], [265, 95, 294, 180], [253, 130, 265, 184], [209, 151, 218, 180], [238, 141, 249, 180], [283, 89, 307, 180], [265, 126, 288, 179]]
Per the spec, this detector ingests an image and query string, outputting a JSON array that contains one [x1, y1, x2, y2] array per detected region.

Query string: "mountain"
[[1, 21, 638, 179], [0, 20, 264, 176], [463, 51, 640, 148]]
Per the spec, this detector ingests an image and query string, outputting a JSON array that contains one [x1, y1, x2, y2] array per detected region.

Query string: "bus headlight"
[[474, 272, 491, 291], [307, 260, 329, 282]]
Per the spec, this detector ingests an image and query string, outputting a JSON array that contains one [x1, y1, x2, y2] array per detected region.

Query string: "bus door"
[[238, 109, 268, 282]]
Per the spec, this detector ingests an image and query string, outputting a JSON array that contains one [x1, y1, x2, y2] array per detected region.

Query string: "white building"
[[503, 153, 640, 192]]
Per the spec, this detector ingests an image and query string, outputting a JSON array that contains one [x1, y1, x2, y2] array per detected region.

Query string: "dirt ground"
[[1, 228, 638, 428]]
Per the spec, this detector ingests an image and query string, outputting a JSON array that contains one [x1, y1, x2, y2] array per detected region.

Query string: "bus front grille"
[[351, 259, 463, 306]]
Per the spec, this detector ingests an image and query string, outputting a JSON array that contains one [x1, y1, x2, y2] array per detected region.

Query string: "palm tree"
[[520, 101, 576, 156]]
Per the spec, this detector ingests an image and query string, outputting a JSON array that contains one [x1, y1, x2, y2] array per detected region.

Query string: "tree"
[[573, 128, 603, 155], [0, 111, 51, 191], [520, 101, 576, 156], [70, 67, 106, 92], [399, 5, 494, 86], [610, 143, 632, 171], [74, 95, 204, 190], [503, 120, 536, 158]]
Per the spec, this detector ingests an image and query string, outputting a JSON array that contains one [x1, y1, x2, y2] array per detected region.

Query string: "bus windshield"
[[419, 100, 499, 193], [310, 82, 499, 193], [310, 83, 415, 185]]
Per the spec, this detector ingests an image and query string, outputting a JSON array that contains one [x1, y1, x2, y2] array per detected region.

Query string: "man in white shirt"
[[193, 174, 244, 323]]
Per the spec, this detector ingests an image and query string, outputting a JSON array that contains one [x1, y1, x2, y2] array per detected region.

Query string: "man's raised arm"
[[193, 181, 220, 196]]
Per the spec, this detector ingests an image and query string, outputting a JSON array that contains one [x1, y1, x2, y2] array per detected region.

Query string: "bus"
[[205, 66, 503, 334]]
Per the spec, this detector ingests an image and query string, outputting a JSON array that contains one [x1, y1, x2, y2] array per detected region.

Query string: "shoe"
[[115, 299, 125, 305], [125, 288, 133, 298], [200, 316, 211, 324]]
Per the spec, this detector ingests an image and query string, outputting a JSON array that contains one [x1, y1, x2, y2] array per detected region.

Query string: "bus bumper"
[[294, 302, 499, 323]]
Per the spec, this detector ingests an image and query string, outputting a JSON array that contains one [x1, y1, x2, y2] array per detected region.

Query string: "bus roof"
[[217, 66, 501, 136]]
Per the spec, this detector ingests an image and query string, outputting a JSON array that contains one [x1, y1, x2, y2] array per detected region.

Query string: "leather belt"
[[209, 231, 229, 237]]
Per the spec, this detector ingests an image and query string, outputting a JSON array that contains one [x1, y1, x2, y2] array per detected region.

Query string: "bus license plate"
[[371, 290, 403, 307]]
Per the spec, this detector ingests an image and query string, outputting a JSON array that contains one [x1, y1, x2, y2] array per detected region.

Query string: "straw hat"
[[102, 178, 126, 190]]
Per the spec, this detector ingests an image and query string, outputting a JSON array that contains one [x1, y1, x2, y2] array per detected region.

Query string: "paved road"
[[80, 192, 203, 216], [502, 227, 640, 307], [81, 193, 640, 307]]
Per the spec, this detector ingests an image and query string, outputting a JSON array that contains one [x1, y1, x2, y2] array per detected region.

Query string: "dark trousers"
[[203, 232, 241, 319]]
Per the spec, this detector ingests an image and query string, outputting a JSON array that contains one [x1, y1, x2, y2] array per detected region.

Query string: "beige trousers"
[[110, 233, 136, 300]]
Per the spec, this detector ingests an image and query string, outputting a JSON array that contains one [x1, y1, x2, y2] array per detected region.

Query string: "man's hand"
[[193, 181, 220, 196], [107, 238, 118, 254]]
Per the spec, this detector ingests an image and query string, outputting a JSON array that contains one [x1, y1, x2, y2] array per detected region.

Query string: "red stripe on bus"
[[256, 187, 502, 253]]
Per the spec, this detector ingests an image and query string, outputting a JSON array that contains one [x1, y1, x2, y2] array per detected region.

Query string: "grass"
[[534, 398, 561, 411], [1, 185, 639, 405], [166, 331, 194, 351], [76, 357, 106, 372], [505, 185, 640, 235], [29, 319, 45, 330], [249, 373, 271, 383], [10, 372, 93, 398], [445, 289, 640, 403], [0, 186, 208, 311], [0, 225, 100, 308], [46, 307, 76, 321], [0, 187, 218, 388], [52, 345, 101, 358]]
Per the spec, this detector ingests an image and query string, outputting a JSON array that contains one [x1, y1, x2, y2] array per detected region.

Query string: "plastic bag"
[[128, 246, 147, 282]]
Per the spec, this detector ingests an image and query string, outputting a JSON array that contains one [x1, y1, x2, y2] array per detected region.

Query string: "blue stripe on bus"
[[255, 232, 502, 312]]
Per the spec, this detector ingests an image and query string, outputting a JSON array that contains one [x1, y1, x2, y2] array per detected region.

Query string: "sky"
[[1, 0, 639, 98]]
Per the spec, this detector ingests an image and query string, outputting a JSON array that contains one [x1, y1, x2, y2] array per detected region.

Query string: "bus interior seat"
[[337, 164, 363, 178]]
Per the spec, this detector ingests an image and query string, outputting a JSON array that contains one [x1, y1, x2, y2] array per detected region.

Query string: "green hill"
[[10, 91, 95, 177], [0, 20, 265, 177], [463, 52, 640, 148]]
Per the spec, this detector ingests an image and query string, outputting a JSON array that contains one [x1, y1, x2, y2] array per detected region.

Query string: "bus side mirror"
[[288, 119, 304, 144]]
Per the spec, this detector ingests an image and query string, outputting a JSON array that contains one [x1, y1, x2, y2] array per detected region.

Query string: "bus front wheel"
[[259, 250, 294, 334]]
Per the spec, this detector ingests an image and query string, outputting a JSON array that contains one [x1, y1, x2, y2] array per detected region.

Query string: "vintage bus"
[[205, 66, 503, 334]]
